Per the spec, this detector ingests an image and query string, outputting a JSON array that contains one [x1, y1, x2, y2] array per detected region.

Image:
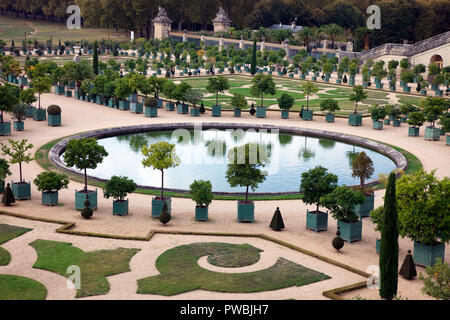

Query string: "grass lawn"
[[0, 16, 127, 43], [30, 239, 139, 298], [137, 242, 330, 296], [0, 274, 47, 300], [0, 224, 32, 266]]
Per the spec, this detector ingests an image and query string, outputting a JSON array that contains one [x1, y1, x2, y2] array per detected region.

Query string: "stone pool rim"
[[49, 122, 408, 196]]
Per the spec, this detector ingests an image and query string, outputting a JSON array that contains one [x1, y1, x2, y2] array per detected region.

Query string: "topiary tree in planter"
[[226, 143, 267, 223], [103, 175, 137, 216], [349, 85, 367, 126], [440, 112, 450, 145], [31, 77, 52, 121], [63, 138, 108, 210], [420, 97, 448, 141], [19, 88, 37, 118], [300, 166, 338, 232], [114, 77, 132, 110], [11, 104, 28, 131], [142, 141, 180, 218], [320, 99, 340, 123], [207, 76, 230, 117], [47, 105, 61, 126], [250, 74, 276, 118], [299, 81, 318, 120], [0, 158, 11, 193], [397, 169, 450, 266], [184, 88, 203, 117], [351, 151, 375, 218], [190, 179, 214, 221], [33, 171, 69, 206], [369, 104, 387, 130], [231, 93, 247, 117], [173, 82, 191, 114], [370, 206, 383, 253], [277, 93, 294, 119], [0, 83, 19, 135], [321, 185, 365, 242], [0, 138, 34, 200], [144, 96, 158, 118], [407, 111, 426, 137], [162, 81, 176, 111]]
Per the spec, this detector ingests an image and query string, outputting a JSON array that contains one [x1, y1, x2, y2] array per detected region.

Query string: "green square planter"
[[337, 220, 362, 243], [96, 96, 102, 104], [27, 107, 35, 118], [48, 114, 61, 126], [325, 114, 335, 123], [349, 80, 355, 86], [421, 90, 427, 95], [311, 76, 317, 81], [300, 74, 306, 80], [212, 105, 222, 117], [177, 104, 189, 114], [390, 86, 396, 91], [393, 120, 401, 127], [13, 121, 24, 131], [355, 194, 374, 218], [281, 110, 289, 119], [424, 127, 441, 141], [190, 107, 200, 117], [413, 241, 445, 267], [113, 200, 129, 216], [195, 206, 208, 221], [336, 79, 341, 84], [372, 120, 383, 130], [55, 86, 65, 95], [145, 106, 158, 117], [157, 99, 163, 108], [0, 180, 4, 193], [306, 210, 328, 232], [65, 90, 72, 97], [447, 135, 450, 146], [302, 110, 313, 121], [376, 238, 380, 254], [33, 109, 46, 121], [400, 117, 407, 123], [348, 113, 362, 126], [75, 190, 97, 210], [403, 86, 411, 93], [0, 122, 11, 136], [12, 182, 31, 200], [237, 201, 254, 223], [408, 127, 420, 136], [166, 103, 175, 111], [256, 106, 266, 118], [234, 109, 241, 117], [119, 100, 130, 111], [131, 102, 143, 114], [42, 191, 58, 206], [108, 99, 115, 108], [376, 83, 383, 89], [384, 119, 390, 125], [152, 197, 171, 218]]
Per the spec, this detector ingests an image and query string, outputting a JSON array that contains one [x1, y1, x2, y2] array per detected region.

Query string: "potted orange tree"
[[351, 151, 375, 218]]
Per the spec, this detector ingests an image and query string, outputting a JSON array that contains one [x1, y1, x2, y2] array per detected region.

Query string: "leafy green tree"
[[149, 76, 167, 98], [420, 97, 448, 128], [419, 258, 450, 300], [300, 166, 338, 213], [114, 77, 132, 101], [141, 142, 180, 200], [63, 60, 93, 90], [12, 104, 28, 123], [91, 75, 108, 98], [162, 81, 176, 103], [172, 82, 191, 104], [349, 85, 368, 114], [277, 93, 294, 111], [19, 88, 37, 108], [0, 84, 19, 120], [1, 139, 34, 183], [231, 93, 247, 110], [206, 76, 230, 107], [0, 158, 11, 182], [407, 112, 426, 128], [33, 172, 69, 193], [103, 176, 137, 201], [379, 173, 399, 300], [62, 138, 108, 192], [351, 151, 374, 192], [320, 186, 365, 222], [299, 81, 318, 111], [320, 99, 340, 114], [31, 77, 52, 109], [189, 180, 213, 208], [250, 74, 275, 107], [369, 104, 387, 121], [397, 169, 450, 245], [226, 143, 267, 203], [184, 88, 203, 108]]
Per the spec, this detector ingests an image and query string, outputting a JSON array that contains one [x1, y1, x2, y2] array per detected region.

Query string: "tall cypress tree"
[[93, 41, 99, 75], [379, 172, 399, 300], [250, 39, 257, 76]]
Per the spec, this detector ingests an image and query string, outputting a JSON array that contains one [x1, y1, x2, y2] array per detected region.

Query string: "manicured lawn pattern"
[[30, 239, 139, 298], [137, 242, 330, 296], [0, 274, 47, 300], [0, 224, 32, 266]]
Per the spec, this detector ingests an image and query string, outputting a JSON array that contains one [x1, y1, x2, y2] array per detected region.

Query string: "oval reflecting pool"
[[77, 129, 397, 193]]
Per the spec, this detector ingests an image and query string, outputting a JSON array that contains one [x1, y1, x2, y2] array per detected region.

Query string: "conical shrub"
[[2, 183, 15, 206], [399, 250, 417, 280], [269, 207, 285, 231]]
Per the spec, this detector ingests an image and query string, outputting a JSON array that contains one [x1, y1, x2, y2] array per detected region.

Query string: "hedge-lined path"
[[0, 88, 448, 299]]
